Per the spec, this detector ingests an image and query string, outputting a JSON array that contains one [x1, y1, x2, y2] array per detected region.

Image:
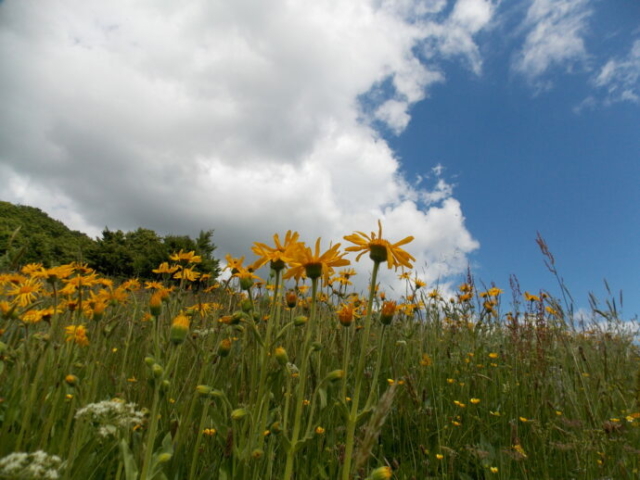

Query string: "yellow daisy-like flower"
[[7, 277, 45, 307], [284, 238, 350, 284], [344, 220, 415, 270], [250, 230, 302, 271]]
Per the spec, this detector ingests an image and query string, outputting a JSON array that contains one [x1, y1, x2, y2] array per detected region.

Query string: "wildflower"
[[379, 301, 396, 325], [170, 314, 190, 344], [234, 267, 262, 290], [65, 375, 79, 386], [169, 250, 202, 264], [453, 400, 466, 408], [285, 290, 298, 308], [65, 325, 89, 346], [7, 277, 44, 307], [519, 417, 529, 423], [470, 398, 481, 404], [337, 304, 355, 327], [524, 291, 540, 302], [75, 400, 145, 437], [274, 347, 289, 366], [250, 230, 302, 271], [315, 426, 325, 435], [490, 466, 499, 473], [153, 262, 180, 275], [488, 352, 499, 359], [218, 339, 232, 357], [512, 444, 527, 459], [173, 267, 201, 282], [224, 254, 246, 274], [0, 451, 63, 479], [344, 220, 415, 269], [436, 454, 444, 460], [370, 466, 392, 480], [420, 354, 433, 367], [284, 238, 350, 284]]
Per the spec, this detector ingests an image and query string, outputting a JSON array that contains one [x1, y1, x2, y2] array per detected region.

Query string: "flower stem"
[[341, 261, 380, 480], [283, 278, 318, 480]]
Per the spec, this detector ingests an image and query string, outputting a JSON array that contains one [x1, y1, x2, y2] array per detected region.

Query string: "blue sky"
[[389, 2, 640, 317], [0, 0, 638, 318]]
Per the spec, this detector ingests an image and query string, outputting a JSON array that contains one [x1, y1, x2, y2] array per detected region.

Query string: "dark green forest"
[[0, 201, 219, 279]]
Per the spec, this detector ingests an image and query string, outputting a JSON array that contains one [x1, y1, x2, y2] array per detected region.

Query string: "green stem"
[[341, 261, 380, 480], [282, 278, 319, 480], [140, 385, 161, 480]]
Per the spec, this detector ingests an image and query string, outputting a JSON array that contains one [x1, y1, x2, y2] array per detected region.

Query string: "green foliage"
[[89, 228, 220, 280], [0, 201, 220, 280], [0, 201, 94, 268]]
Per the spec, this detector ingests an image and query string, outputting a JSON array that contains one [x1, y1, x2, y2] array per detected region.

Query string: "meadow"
[[0, 224, 638, 479]]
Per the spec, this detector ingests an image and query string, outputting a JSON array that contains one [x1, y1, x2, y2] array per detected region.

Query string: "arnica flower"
[[152, 262, 180, 275], [285, 290, 298, 308], [149, 292, 163, 317], [284, 238, 350, 284], [370, 466, 392, 480], [337, 304, 355, 327], [169, 250, 202, 264], [250, 230, 302, 272], [379, 300, 396, 325], [173, 266, 201, 282], [7, 277, 44, 307], [234, 267, 262, 291], [170, 314, 190, 344], [274, 346, 289, 366], [344, 220, 415, 270], [65, 325, 89, 346]]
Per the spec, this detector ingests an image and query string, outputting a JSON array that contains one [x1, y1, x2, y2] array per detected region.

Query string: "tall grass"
[[0, 242, 639, 479]]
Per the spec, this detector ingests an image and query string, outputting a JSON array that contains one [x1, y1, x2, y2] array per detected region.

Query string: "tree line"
[[0, 201, 219, 280]]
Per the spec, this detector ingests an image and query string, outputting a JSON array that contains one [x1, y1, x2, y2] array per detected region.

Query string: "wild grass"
[[0, 236, 639, 480]]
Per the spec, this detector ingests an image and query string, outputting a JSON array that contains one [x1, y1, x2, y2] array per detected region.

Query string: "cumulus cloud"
[[0, 0, 485, 291], [513, 0, 591, 85]]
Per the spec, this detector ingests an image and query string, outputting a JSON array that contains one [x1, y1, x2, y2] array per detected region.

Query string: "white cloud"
[[513, 0, 591, 84], [592, 39, 640, 105], [0, 0, 482, 291]]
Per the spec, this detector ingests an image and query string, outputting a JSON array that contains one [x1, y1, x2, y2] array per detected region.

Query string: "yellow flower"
[[284, 238, 350, 284], [170, 314, 190, 344], [65, 325, 89, 346], [436, 454, 444, 460], [315, 426, 325, 435], [470, 398, 481, 404], [250, 230, 302, 271], [169, 250, 202, 264], [153, 262, 179, 275], [490, 467, 499, 473], [524, 291, 540, 302], [7, 277, 44, 307], [337, 304, 355, 327], [344, 220, 415, 269], [370, 466, 392, 480], [173, 267, 201, 282]]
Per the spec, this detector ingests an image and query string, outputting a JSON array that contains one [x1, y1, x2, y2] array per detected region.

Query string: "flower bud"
[[65, 374, 79, 386], [231, 408, 248, 421], [170, 314, 190, 345], [325, 369, 345, 383], [196, 385, 212, 396], [379, 301, 396, 326], [293, 315, 308, 327], [218, 338, 232, 357], [285, 290, 298, 309], [370, 465, 392, 480], [274, 347, 289, 366]]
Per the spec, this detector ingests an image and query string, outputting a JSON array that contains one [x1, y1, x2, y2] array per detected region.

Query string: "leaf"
[[318, 388, 327, 409], [119, 439, 139, 480]]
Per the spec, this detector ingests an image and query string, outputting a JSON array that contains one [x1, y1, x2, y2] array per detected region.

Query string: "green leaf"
[[119, 439, 139, 480]]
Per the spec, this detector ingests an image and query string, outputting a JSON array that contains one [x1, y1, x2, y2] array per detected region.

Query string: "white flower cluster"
[[75, 399, 145, 438], [0, 450, 63, 479]]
